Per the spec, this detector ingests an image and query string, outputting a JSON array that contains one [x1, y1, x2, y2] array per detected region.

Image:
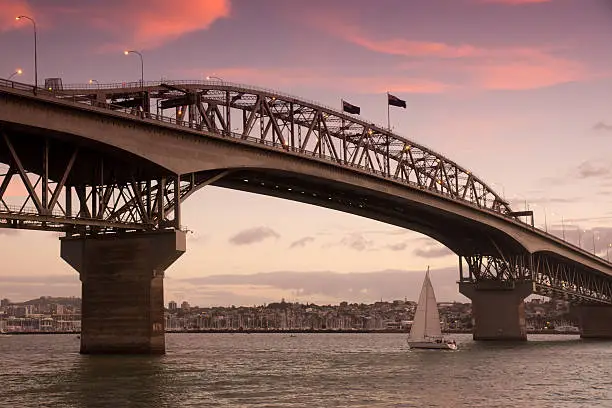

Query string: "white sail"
[[409, 268, 442, 341]]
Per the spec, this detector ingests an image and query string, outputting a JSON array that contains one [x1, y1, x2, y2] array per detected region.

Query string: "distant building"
[[51, 304, 65, 315], [14, 305, 32, 318], [0, 299, 10, 307], [181, 301, 190, 311], [168, 301, 177, 311]]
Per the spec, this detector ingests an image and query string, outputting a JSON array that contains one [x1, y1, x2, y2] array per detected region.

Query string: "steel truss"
[[460, 254, 612, 305], [35, 79, 512, 216], [0, 131, 188, 234]]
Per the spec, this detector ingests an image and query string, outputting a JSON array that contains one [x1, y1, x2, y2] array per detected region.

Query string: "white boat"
[[407, 267, 457, 350]]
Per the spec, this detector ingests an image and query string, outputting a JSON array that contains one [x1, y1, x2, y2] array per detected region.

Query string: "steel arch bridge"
[[1, 78, 612, 306], [59, 79, 512, 214]]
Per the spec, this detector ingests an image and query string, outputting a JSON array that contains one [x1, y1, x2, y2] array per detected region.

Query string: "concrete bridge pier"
[[60, 230, 186, 354], [459, 281, 533, 341], [579, 304, 612, 339]]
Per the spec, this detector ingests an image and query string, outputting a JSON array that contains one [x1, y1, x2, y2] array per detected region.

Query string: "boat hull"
[[408, 341, 457, 350]]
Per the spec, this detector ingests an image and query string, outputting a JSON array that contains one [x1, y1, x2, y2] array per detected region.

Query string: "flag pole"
[[386, 92, 391, 131]]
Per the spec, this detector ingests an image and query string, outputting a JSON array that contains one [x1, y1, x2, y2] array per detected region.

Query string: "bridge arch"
[[2, 79, 610, 276]]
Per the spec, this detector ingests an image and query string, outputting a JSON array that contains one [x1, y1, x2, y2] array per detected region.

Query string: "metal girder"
[[47, 80, 511, 216], [461, 253, 612, 305], [0, 131, 176, 234]]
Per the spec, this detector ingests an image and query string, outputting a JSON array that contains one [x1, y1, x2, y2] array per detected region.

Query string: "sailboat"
[[407, 267, 457, 350]]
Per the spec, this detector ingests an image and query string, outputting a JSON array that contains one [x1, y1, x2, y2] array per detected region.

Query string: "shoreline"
[[2, 329, 581, 335]]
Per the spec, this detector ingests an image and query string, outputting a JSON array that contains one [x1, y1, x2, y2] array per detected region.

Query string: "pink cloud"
[[471, 56, 585, 90], [318, 19, 590, 91], [118, 0, 230, 50], [4, 0, 230, 50], [0, 0, 34, 31]]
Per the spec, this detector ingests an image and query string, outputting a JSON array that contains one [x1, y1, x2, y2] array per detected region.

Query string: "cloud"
[[593, 122, 612, 132], [339, 233, 373, 251], [0, 0, 34, 31], [173, 267, 464, 306], [387, 242, 409, 251], [229, 226, 280, 245], [413, 245, 454, 259], [289, 236, 315, 249], [24, 0, 230, 51], [0, 274, 80, 302], [118, 0, 230, 49], [470, 54, 584, 91], [577, 162, 611, 179], [312, 18, 588, 91]]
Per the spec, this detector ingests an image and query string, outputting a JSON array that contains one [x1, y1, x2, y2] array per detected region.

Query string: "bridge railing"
[[1, 78, 609, 266]]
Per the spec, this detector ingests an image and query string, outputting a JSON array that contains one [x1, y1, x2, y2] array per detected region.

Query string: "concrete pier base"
[[61, 230, 186, 354], [459, 281, 533, 341], [579, 304, 612, 339]]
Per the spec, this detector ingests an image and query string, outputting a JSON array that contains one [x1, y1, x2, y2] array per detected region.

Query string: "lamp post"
[[15, 15, 37, 89], [124, 50, 144, 88], [8, 69, 23, 80], [124, 50, 144, 110], [206, 75, 224, 82], [88, 79, 100, 90], [607, 243, 611, 261], [561, 216, 565, 240]]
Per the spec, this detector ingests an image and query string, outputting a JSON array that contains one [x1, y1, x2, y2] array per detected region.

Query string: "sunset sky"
[[2, 0, 612, 306]]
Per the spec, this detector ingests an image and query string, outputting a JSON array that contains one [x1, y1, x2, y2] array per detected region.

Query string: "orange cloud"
[[122, 0, 230, 49], [7, 0, 230, 50], [0, 0, 34, 31]]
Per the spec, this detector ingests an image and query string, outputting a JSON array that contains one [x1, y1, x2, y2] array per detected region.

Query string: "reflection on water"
[[67, 356, 171, 408], [1, 333, 612, 407]]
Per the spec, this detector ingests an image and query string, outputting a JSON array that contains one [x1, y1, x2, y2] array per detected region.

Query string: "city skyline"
[[2, 0, 612, 306]]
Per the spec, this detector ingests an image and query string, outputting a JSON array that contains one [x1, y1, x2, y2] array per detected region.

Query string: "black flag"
[[388, 93, 406, 108], [342, 100, 360, 115]]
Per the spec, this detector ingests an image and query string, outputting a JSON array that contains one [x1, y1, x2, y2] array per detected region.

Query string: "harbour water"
[[1, 333, 611, 407]]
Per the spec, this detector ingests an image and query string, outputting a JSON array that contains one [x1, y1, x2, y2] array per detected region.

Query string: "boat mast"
[[424, 266, 429, 338]]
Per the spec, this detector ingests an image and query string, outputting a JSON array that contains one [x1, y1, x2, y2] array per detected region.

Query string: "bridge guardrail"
[[1, 78, 609, 266]]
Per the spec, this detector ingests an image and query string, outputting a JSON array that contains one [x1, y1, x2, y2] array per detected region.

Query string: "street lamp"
[[206, 75, 224, 82], [8, 69, 23, 80], [88, 79, 100, 89], [124, 50, 144, 110], [123, 50, 144, 89], [15, 15, 37, 89]]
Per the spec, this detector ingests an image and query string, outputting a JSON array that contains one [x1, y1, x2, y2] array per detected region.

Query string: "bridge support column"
[[459, 281, 533, 341], [60, 230, 186, 354], [579, 304, 612, 339]]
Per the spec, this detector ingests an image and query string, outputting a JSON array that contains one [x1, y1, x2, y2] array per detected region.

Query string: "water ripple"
[[1, 333, 610, 407]]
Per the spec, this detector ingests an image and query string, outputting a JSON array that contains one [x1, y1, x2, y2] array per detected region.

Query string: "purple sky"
[[2, 0, 612, 306]]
